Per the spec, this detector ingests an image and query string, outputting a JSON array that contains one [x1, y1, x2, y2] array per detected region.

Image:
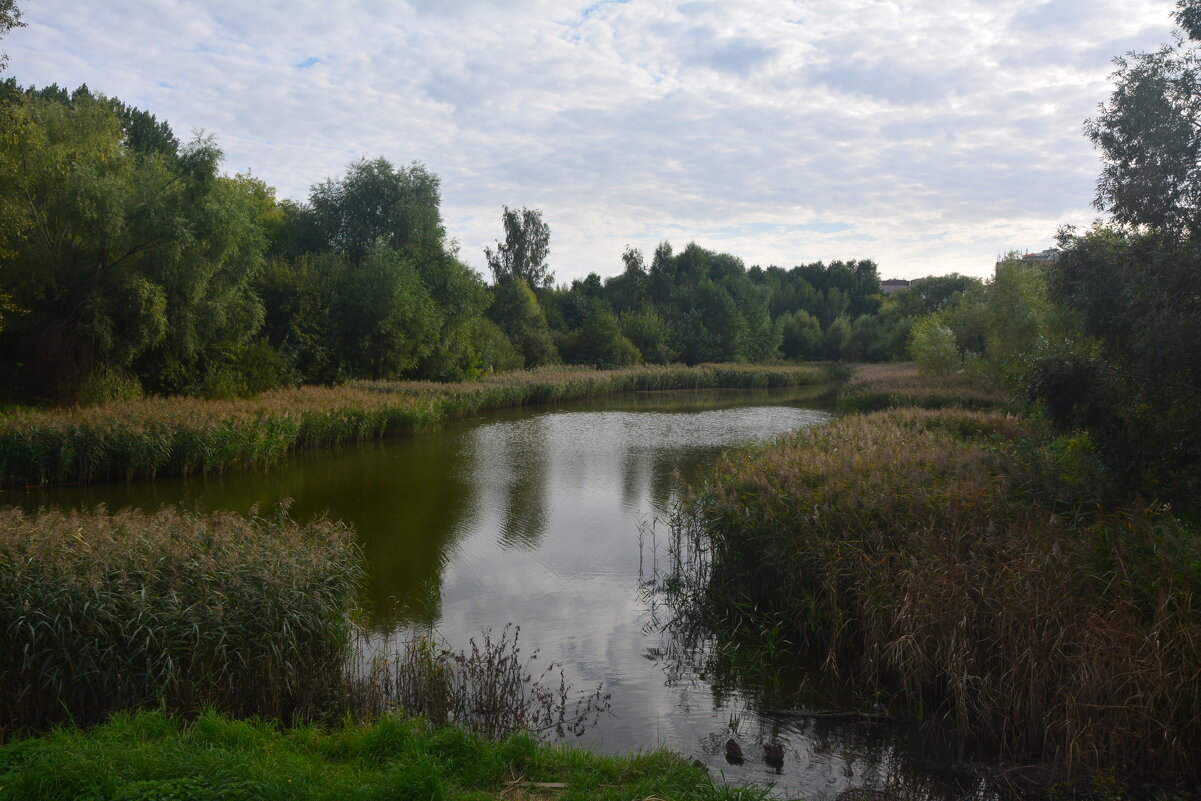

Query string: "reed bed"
[[686, 407, 1201, 784], [0, 364, 829, 488], [837, 362, 1010, 412], [0, 505, 362, 734]]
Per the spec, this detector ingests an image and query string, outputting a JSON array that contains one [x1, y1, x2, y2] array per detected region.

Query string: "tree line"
[[901, 1, 1201, 515], [0, 80, 965, 406]]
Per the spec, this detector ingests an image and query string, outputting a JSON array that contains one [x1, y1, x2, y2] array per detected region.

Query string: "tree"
[[1031, 225, 1201, 507], [620, 310, 675, 364], [487, 278, 558, 367], [0, 93, 266, 400], [776, 310, 823, 361], [559, 304, 641, 369], [1086, 1, 1201, 234], [0, 0, 22, 74], [308, 158, 445, 262], [908, 316, 960, 373], [485, 206, 553, 289], [333, 244, 440, 379]]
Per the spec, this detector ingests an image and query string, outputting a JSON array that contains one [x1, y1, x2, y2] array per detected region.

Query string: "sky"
[[3, 0, 1180, 283]]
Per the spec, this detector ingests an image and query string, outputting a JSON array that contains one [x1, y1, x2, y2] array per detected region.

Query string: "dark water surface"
[[8, 385, 990, 799]]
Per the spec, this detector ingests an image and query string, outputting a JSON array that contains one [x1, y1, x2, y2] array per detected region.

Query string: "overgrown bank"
[[677, 364, 1201, 788], [0, 504, 754, 801], [0, 363, 830, 488], [0, 506, 361, 733]]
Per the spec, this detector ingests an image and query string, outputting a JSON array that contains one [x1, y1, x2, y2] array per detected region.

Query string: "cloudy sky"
[[4, 0, 1179, 282]]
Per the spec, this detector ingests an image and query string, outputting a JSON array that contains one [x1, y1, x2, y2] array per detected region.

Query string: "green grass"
[[0, 710, 766, 801], [0, 364, 832, 488]]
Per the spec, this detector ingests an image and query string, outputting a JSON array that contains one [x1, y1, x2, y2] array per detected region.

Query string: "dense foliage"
[[0, 79, 956, 406]]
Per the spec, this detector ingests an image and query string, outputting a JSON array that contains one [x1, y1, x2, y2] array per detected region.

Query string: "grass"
[[0, 709, 768, 801], [836, 362, 1010, 412], [0, 363, 831, 488], [0, 505, 362, 734], [679, 390, 1201, 786]]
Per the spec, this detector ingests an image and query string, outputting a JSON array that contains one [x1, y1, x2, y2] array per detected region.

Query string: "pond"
[[10, 384, 993, 800]]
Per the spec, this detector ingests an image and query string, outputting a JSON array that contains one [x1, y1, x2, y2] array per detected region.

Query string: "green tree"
[[908, 315, 960, 373], [0, 93, 265, 401], [620, 310, 675, 364], [1030, 225, 1201, 507], [308, 158, 445, 262], [776, 310, 823, 360], [1086, 1, 1201, 233], [485, 206, 553, 289], [559, 304, 641, 368], [822, 315, 852, 360], [334, 244, 440, 379], [0, 0, 23, 74], [488, 278, 558, 368]]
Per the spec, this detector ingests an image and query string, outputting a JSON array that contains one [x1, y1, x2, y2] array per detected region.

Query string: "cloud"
[[2, 0, 1180, 280]]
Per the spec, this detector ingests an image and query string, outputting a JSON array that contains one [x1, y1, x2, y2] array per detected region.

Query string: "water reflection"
[[3, 385, 999, 798]]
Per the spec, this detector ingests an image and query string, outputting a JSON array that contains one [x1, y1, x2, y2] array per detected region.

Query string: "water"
[[5, 385, 992, 799]]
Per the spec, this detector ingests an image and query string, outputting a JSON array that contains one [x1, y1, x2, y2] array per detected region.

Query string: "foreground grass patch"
[[0, 710, 753, 801], [0, 364, 829, 488], [685, 407, 1201, 784]]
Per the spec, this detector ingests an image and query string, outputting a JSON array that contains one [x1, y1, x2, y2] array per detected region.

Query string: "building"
[[996, 249, 1058, 271], [880, 278, 911, 295]]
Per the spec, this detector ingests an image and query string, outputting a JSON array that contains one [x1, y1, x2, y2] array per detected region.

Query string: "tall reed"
[[0, 364, 830, 488], [837, 362, 1010, 412], [0, 505, 362, 734], [685, 407, 1201, 783]]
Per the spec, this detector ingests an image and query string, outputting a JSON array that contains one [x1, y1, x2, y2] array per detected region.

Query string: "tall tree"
[[0, 0, 22, 74], [1087, 1, 1201, 234], [308, 157, 445, 262], [0, 93, 265, 400], [484, 206, 553, 289]]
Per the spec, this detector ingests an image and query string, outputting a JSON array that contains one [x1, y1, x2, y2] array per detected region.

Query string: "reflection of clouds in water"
[[397, 401, 991, 799]]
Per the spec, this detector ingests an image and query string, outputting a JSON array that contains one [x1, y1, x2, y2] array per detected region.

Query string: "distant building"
[[880, 278, 910, 295], [997, 249, 1059, 271]]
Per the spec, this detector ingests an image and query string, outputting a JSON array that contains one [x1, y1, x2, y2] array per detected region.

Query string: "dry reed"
[[0, 505, 362, 734], [837, 362, 1010, 412], [688, 407, 1201, 783], [0, 364, 829, 488]]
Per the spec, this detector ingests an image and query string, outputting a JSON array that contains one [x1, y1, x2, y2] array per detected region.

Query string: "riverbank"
[[0, 710, 747, 801], [0, 363, 831, 489], [679, 364, 1200, 790], [0, 502, 760, 801]]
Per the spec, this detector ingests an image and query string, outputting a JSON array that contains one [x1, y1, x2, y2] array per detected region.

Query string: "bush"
[[907, 316, 960, 373]]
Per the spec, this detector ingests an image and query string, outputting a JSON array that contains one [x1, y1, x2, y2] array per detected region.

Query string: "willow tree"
[[0, 92, 266, 401]]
